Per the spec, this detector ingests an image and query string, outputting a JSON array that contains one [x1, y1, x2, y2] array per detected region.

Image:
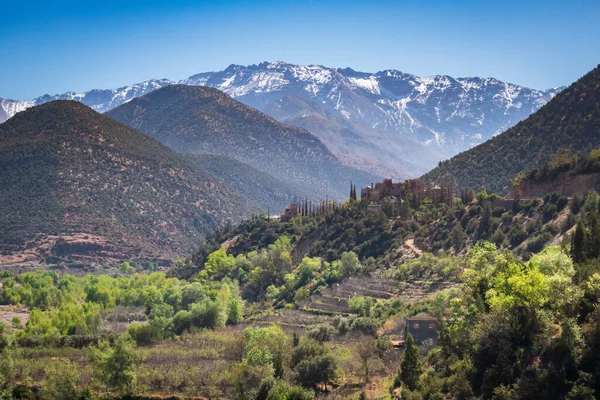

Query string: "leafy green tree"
[[294, 354, 336, 390], [348, 296, 374, 317], [296, 257, 321, 287], [400, 334, 422, 390], [291, 339, 336, 390], [581, 190, 600, 224], [172, 309, 192, 334], [307, 324, 334, 342], [230, 361, 273, 400], [340, 251, 361, 277], [202, 247, 236, 279], [127, 323, 162, 346], [190, 299, 224, 329], [118, 261, 135, 275], [244, 325, 289, 379], [181, 282, 206, 309], [227, 298, 243, 325], [163, 285, 183, 311], [91, 335, 138, 395]]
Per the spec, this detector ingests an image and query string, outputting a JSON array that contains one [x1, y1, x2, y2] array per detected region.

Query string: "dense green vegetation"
[[423, 65, 600, 195], [1, 186, 600, 398]]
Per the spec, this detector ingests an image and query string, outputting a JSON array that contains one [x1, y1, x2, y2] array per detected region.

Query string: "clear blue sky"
[[1, 0, 599, 99]]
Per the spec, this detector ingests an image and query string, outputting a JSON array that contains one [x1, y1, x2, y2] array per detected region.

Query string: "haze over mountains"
[[1, 61, 562, 177], [106, 85, 376, 201]]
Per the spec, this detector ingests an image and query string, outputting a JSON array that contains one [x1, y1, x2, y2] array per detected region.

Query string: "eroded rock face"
[[511, 172, 600, 199], [0, 233, 142, 273]]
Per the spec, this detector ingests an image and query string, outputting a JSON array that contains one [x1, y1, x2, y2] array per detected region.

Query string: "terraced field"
[[238, 309, 333, 334], [236, 275, 459, 335], [297, 275, 400, 314]]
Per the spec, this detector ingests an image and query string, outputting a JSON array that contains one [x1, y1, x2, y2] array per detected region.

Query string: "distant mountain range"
[[423, 65, 600, 195], [0, 62, 562, 177], [0, 101, 259, 268], [106, 85, 376, 201]]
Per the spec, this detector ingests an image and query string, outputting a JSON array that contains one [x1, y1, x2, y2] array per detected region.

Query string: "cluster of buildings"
[[278, 178, 453, 221], [280, 204, 299, 222], [361, 179, 453, 204]]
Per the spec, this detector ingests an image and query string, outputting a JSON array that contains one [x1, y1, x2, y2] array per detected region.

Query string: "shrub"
[[348, 296, 374, 317], [350, 317, 379, 336], [190, 299, 224, 329], [526, 233, 553, 253], [172, 310, 192, 334], [127, 323, 162, 346], [307, 324, 335, 342]]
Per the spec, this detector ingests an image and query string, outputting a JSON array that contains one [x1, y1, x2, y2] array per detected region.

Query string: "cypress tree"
[[572, 221, 588, 264], [400, 333, 422, 390], [477, 201, 492, 239], [587, 212, 600, 259]]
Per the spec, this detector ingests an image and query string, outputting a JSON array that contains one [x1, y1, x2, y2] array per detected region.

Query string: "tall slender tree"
[[400, 333, 422, 390], [572, 221, 588, 264], [587, 212, 600, 259]]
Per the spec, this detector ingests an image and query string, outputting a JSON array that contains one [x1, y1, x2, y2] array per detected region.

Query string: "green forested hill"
[[0, 101, 259, 266], [422, 65, 600, 194]]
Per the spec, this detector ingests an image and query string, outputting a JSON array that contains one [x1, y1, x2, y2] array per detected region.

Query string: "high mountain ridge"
[[1, 62, 562, 177]]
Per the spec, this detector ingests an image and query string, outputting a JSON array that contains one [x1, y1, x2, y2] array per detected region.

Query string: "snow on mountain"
[[0, 62, 562, 176], [183, 62, 559, 146], [1, 79, 173, 122], [1, 98, 35, 123]]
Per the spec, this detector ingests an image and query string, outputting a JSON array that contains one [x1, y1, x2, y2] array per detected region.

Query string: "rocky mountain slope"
[[1, 62, 561, 177], [106, 85, 376, 200], [423, 65, 600, 195], [0, 101, 258, 269]]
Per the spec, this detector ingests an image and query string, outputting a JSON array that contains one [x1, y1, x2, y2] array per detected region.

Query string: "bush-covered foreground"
[[4, 191, 600, 398]]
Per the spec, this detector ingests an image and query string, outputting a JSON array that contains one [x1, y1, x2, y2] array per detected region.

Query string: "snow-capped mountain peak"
[[0, 62, 563, 176]]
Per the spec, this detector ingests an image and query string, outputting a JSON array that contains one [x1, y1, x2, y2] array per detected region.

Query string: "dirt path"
[[404, 239, 423, 256]]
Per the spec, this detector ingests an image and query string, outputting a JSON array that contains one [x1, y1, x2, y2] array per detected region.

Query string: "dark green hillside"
[[0, 101, 259, 267], [106, 84, 378, 200], [423, 65, 600, 194], [185, 154, 301, 213]]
